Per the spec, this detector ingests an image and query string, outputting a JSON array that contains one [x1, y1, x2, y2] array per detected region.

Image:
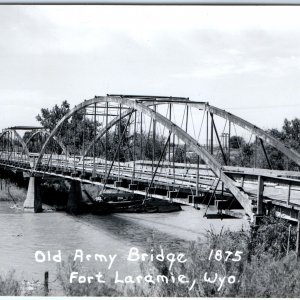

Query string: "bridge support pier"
[[23, 176, 43, 213], [67, 181, 83, 214]]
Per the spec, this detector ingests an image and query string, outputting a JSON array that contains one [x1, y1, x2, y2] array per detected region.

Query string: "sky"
[[1, 5, 300, 132]]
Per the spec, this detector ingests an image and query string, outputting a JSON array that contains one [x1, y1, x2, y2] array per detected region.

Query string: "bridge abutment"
[[67, 181, 83, 214], [23, 176, 43, 213]]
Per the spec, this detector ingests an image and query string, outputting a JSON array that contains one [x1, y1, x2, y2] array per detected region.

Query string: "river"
[[0, 181, 248, 295]]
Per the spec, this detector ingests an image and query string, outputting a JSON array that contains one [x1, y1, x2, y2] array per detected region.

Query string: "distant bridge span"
[[1, 95, 300, 223]]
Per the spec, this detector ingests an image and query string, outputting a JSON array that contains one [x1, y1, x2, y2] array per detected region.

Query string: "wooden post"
[[240, 175, 245, 189], [44, 271, 49, 296], [287, 224, 292, 256], [257, 176, 264, 216], [287, 182, 291, 206], [254, 136, 257, 168]]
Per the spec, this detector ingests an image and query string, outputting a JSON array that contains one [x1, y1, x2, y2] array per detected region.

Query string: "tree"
[[36, 100, 99, 156], [229, 118, 300, 170], [230, 136, 245, 149], [36, 100, 70, 131]]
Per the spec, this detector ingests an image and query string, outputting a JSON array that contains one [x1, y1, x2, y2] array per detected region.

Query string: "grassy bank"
[[1, 212, 300, 297], [0, 184, 26, 203], [0, 271, 21, 296]]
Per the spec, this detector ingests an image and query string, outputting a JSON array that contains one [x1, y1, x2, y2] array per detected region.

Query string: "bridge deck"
[[1, 152, 300, 221]]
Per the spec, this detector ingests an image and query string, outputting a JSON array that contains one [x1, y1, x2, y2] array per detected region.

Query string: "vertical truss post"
[[8, 131, 12, 161], [6, 132, 9, 161], [73, 114, 76, 173], [173, 127, 175, 184], [92, 103, 97, 178], [210, 112, 214, 155], [13, 131, 15, 162], [168, 103, 171, 169], [206, 110, 209, 151], [82, 111, 85, 175], [184, 104, 189, 164], [102, 111, 133, 191], [228, 121, 231, 165], [196, 155, 200, 196], [17, 133, 20, 164], [145, 132, 171, 201], [7, 132, 10, 158], [132, 110, 136, 183], [140, 112, 143, 160], [118, 104, 121, 181], [105, 102, 108, 177], [152, 104, 156, 174]]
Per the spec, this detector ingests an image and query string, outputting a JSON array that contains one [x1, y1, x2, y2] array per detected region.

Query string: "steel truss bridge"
[[1, 95, 300, 223]]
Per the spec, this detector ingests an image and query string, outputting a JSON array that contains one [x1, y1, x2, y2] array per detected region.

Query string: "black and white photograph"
[[1, 3, 300, 297]]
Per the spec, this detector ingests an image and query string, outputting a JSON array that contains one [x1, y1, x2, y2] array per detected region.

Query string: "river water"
[[0, 183, 248, 295]]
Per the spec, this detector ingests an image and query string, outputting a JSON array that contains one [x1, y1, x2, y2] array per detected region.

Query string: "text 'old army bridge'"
[[1, 94, 300, 224]]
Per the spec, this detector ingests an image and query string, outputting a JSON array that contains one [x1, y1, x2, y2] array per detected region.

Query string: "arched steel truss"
[[24, 129, 68, 156], [0, 129, 30, 158], [32, 96, 300, 220], [79, 100, 300, 168]]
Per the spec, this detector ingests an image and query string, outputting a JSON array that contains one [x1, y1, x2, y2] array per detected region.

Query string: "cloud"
[[1, 5, 300, 130]]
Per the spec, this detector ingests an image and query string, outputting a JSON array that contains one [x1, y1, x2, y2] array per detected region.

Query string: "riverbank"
[[0, 212, 299, 297]]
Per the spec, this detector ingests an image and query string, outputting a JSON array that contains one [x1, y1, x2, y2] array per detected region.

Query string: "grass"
[[0, 182, 26, 203], [54, 211, 300, 297], [0, 271, 21, 296], [1, 212, 300, 297]]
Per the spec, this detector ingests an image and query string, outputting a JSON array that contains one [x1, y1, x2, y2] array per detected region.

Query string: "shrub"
[[0, 271, 21, 296]]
